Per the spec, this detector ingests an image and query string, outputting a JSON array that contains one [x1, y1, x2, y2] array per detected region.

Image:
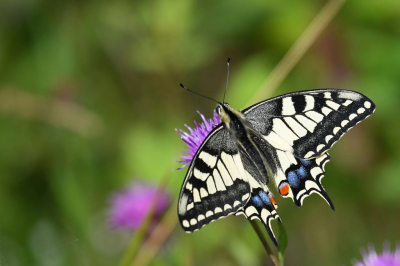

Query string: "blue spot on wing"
[[251, 195, 263, 207], [296, 166, 307, 178], [300, 159, 311, 166], [287, 171, 300, 187], [258, 191, 271, 205]]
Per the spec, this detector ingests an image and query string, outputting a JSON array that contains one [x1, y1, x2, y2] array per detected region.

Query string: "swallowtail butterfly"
[[177, 66, 375, 246]]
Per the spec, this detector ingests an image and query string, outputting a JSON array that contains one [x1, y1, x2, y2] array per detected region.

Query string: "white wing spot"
[[182, 220, 190, 228], [296, 189, 307, 201], [224, 204, 232, 211], [215, 207, 223, 214], [213, 169, 226, 191], [284, 117, 307, 137], [364, 101, 372, 108], [200, 188, 208, 198], [199, 151, 217, 168], [222, 153, 239, 181], [194, 168, 208, 181], [193, 188, 201, 202], [206, 177, 217, 194], [261, 209, 271, 223], [325, 135, 333, 143], [187, 202, 194, 211], [326, 100, 341, 111], [316, 144, 325, 152], [295, 115, 317, 133], [310, 167, 323, 179], [264, 131, 294, 151], [242, 193, 250, 201], [198, 215, 205, 221], [218, 161, 233, 186], [321, 106, 333, 116], [245, 206, 257, 217], [349, 113, 357, 120], [190, 219, 197, 225], [305, 180, 320, 190], [206, 211, 213, 217], [304, 151, 315, 158], [338, 91, 362, 101], [324, 92, 332, 98], [357, 107, 366, 114], [305, 111, 324, 123], [341, 120, 349, 127], [186, 182, 193, 190], [282, 97, 296, 115], [304, 95, 315, 111], [233, 200, 241, 207], [178, 193, 189, 215], [343, 100, 353, 106], [333, 127, 341, 134], [272, 118, 298, 144]]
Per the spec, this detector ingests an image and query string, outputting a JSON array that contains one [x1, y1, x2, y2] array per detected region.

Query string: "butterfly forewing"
[[178, 126, 252, 231], [243, 89, 376, 159]]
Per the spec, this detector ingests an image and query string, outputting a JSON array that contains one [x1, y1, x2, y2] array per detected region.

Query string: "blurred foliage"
[[0, 0, 400, 265]]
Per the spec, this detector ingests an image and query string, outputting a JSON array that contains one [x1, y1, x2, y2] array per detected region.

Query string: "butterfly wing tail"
[[237, 188, 281, 247]]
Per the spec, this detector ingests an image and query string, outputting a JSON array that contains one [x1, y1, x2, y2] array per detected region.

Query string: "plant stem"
[[130, 199, 178, 266], [250, 220, 281, 266], [118, 171, 171, 266]]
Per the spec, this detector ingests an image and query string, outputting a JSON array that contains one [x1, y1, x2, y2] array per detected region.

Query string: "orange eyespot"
[[279, 183, 290, 196]]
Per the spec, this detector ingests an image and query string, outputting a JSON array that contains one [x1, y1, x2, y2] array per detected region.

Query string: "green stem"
[[250, 220, 281, 266]]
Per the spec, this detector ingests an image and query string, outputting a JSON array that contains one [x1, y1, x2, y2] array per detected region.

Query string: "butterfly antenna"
[[222, 58, 230, 104], [180, 83, 219, 104]]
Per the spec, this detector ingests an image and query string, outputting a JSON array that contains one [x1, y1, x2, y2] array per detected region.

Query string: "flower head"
[[354, 243, 400, 266], [176, 111, 221, 169], [109, 182, 169, 230]]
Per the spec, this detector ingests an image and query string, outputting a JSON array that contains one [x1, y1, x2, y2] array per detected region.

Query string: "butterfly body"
[[178, 89, 375, 246], [217, 103, 277, 185]]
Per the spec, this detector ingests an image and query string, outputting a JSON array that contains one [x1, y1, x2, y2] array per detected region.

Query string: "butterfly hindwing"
[[243, 89, 376, 159], [178, 126, 252, 231], [274, 150, 333, 209], [236, 151, 281, 246]]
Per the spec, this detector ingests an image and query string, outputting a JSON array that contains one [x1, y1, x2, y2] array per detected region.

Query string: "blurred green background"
[[1, 0, 399, 265]]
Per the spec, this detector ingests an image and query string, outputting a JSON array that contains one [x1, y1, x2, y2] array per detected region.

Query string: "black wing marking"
[[236, 151, 281, 246], [243, 89, 376, 159], [178, 125, 251, 232], [274, 150, 333, 209]]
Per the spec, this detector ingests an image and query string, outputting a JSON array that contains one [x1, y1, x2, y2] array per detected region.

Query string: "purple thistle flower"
[[175, 111, 221, 169], [354, 243, 400, 266], [109, 182, 170, 230]]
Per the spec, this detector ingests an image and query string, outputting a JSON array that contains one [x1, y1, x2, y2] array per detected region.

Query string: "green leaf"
[[278, 223, 288, 265]]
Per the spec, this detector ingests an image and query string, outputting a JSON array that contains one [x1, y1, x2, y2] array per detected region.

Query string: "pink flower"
[[175, 111, 221, 169], [354, 243, 400, 266], [109, 182, 169, 230]]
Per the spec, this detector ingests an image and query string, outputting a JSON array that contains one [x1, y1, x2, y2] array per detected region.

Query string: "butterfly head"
[[216, 102, 244, 128]]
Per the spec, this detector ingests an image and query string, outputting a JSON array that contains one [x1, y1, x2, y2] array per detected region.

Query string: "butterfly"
[[177, 71, 375, 247]]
